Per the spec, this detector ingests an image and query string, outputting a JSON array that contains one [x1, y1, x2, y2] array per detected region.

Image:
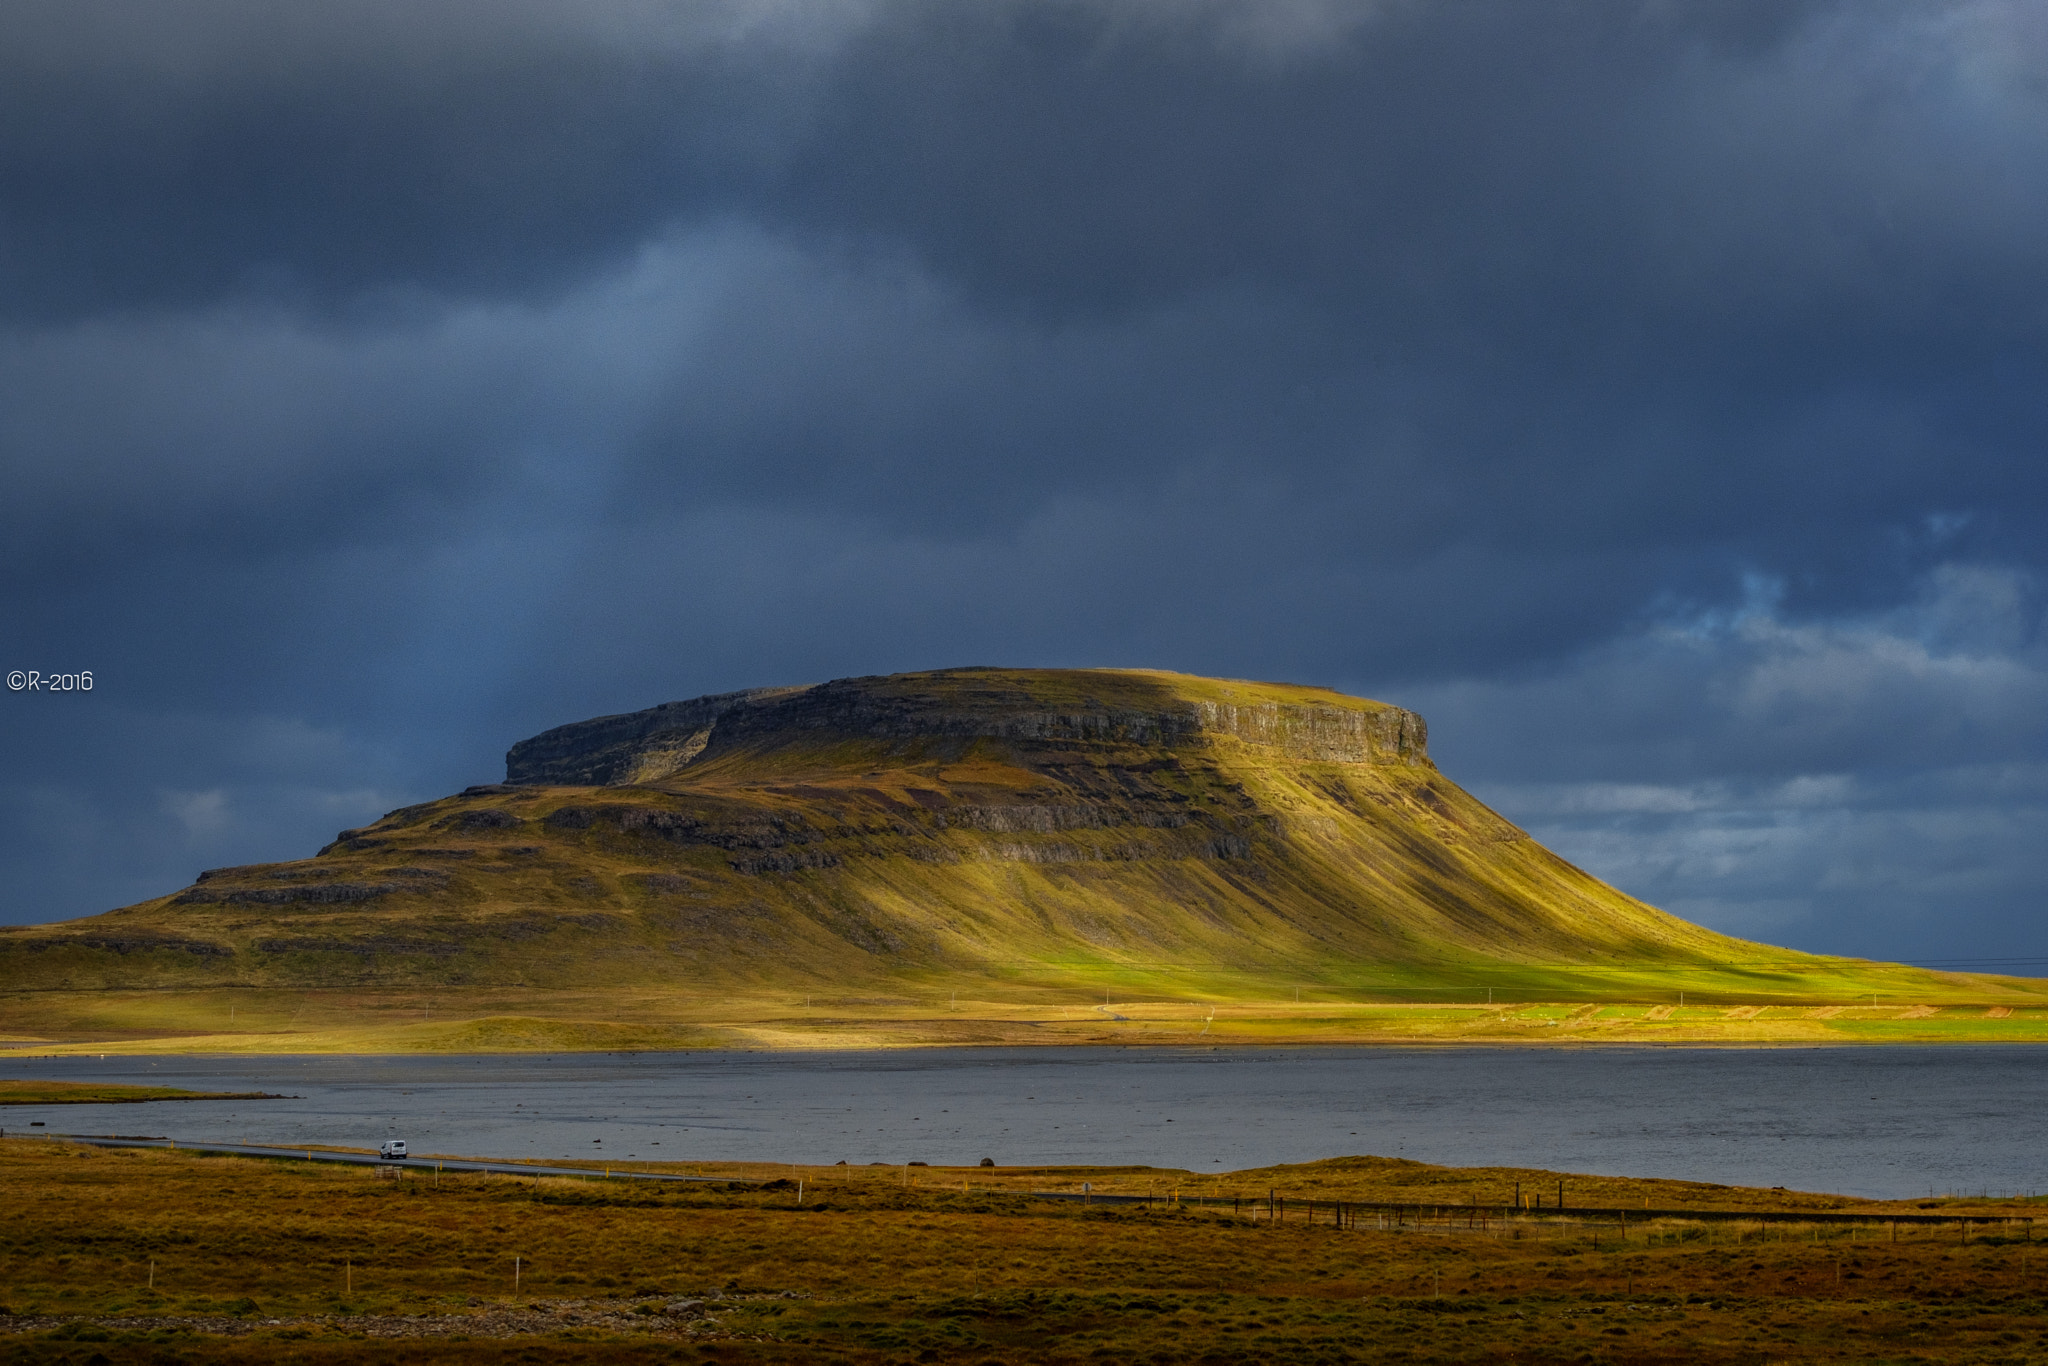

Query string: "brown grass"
[[0, 1079, 278, 1105], [3, 1138, 2046, 1362]]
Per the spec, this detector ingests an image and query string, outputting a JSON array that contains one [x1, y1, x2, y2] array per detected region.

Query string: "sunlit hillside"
[[1, 667, 2040, 1051]]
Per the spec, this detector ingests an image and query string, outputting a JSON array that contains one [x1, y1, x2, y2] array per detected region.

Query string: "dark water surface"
[[5, 1047, 2044, 1201]]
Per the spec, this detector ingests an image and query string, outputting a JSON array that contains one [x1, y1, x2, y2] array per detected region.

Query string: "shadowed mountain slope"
[[0, 667, 1853, 1004]]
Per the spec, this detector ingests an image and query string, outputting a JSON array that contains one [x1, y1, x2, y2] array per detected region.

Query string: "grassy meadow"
[[3, 1138, 2047, 1362], [3, 973, 2048, 1054]]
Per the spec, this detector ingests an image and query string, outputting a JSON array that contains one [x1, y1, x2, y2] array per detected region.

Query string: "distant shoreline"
[[0, 1079, 286, 1104]]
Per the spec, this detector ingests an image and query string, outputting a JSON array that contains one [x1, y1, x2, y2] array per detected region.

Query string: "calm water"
[[5, 1046, 2045, 1201]]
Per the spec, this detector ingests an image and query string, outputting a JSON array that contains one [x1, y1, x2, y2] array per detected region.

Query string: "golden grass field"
[[4, 981, 2048, 1055], [3, 1137, 2046, 1362]]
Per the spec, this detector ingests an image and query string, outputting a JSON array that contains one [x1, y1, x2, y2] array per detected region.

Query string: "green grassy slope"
[[0, 667, 2038, 1047]]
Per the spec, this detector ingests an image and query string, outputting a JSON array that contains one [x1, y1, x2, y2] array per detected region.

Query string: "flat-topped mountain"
[[3, 667, 1782, 999]]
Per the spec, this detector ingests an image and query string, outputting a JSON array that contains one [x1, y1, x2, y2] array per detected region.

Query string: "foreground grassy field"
[[4, 978, 2048, 1053], [3, 1140, 2046, 1363]]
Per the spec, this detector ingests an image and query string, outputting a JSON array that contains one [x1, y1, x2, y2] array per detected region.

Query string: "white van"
[[379, 1140, 408, 1161]]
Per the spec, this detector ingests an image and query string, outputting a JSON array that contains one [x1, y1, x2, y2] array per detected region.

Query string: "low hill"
[[2, 667, 2040, 1049]]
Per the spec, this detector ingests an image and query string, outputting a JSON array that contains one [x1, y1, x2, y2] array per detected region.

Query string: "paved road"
[[23, 1132, 1178, 1205], [29, 1133, 758, 1185]]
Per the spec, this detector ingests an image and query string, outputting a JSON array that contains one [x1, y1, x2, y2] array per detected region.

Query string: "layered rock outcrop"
[[504, 685, 810, 786], [505, 668, 1428, 787]]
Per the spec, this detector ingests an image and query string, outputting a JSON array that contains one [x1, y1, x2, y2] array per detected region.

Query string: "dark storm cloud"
[[0, 0, 784, 319], [1410, 564, 2048, 954], [4, 0, 2048, 958]]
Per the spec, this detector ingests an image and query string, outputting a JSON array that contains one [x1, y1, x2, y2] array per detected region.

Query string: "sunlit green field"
[[2, 972, 2044, 1053]]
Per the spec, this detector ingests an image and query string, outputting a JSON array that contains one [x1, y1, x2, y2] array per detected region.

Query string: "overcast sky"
[[4, 0, 2047, 965]]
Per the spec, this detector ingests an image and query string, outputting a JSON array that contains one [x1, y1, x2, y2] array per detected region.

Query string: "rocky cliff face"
[[503, 685, 812, 786], [505, 668, 1429, 787], [1187, 700, 1426, 764]]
